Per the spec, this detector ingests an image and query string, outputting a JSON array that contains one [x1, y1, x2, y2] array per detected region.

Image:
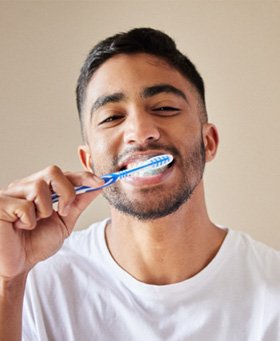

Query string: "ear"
[[78, 145, 93, 172], [202, 123, 219, 162]]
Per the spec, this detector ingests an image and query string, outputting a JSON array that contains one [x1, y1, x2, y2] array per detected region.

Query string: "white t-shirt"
[[23, 219, 280, 341]]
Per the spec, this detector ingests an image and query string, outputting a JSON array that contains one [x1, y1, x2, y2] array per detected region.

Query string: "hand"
[[0, 166, 103, 280]]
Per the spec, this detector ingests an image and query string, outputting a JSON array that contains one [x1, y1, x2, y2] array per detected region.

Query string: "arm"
[[0, 166, 103, 341], [0, 273, 27, 341]]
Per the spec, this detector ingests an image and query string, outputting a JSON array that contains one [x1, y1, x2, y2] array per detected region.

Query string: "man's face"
[[80, 53, 208, 220]]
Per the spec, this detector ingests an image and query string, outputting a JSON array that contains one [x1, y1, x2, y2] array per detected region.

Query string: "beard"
[[94, 134, 206, 221]]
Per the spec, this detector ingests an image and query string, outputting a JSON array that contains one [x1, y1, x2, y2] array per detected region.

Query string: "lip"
[[118, 151, 173, 171]]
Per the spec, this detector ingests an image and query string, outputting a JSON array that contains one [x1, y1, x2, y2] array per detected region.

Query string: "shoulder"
[[236, 230, 280, 263], [232, 229, 280, 282]]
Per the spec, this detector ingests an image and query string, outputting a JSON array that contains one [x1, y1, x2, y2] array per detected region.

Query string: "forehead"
[[85, 53, 196, 102]]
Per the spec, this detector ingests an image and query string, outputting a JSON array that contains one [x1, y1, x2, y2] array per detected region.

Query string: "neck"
[[105, 183, 227, 285]]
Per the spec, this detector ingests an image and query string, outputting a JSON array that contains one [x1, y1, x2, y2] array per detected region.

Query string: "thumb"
[[60, 176, 105, 231]]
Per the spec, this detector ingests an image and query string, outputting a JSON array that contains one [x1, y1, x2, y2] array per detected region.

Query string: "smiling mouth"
[[121, 158, 175, 178]]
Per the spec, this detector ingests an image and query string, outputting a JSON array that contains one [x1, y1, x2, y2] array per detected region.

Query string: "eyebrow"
[[141, 84, 188, 102], [90, 92, 125, 119]]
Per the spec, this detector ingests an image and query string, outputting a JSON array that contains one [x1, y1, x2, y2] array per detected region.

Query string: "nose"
[[123, 109, 161, 145]]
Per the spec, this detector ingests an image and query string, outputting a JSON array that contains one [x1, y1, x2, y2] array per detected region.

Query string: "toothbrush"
[[51, 154, 173, 203]]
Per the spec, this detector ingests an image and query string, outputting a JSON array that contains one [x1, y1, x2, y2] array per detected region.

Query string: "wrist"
[[0, 272, 28, 301]]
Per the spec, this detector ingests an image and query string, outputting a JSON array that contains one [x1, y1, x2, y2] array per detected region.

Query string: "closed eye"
[[98, 115, 124, 125], [153, 106, 180, 113]]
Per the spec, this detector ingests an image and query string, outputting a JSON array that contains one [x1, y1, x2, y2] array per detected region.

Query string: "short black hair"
[[76, 27, 207, 137]]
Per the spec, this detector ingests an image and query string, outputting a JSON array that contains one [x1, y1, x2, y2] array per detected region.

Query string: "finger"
[[55, 171, 104, 227], [7, 166, 76, 216], [54, 170, 103, 215], [44, 166, 77, 216], [52, 170, 103, 213], [4, 180, 53, 220], [65, 171, 104, 189], [58, 185, 103, 231], [5, 168, 104, 223], [0, 195, 37, 230], [13, 168, 104, 190]]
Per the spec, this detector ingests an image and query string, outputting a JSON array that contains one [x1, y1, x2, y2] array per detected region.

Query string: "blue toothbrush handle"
[[51, 174, 115, 203]]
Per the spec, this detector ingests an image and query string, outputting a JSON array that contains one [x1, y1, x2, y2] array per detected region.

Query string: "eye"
[[154, 106, 179, 111], [98, 114, 124, 126], [153, 106, 180, 115]]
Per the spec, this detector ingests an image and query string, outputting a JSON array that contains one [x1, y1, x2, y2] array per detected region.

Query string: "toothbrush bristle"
[[120, 154, 173, 178]]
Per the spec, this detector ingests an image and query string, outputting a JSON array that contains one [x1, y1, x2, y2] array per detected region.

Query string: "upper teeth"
[[124, 160, 169, 177], [132, 166, 168, 177], [126, 162, 142, 170]]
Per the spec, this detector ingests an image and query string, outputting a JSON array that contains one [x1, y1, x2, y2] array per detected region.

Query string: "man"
[[0, 28, 279, 340]]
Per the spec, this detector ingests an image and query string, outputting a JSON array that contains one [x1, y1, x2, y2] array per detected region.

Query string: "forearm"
[[0, 273, 28, 341]]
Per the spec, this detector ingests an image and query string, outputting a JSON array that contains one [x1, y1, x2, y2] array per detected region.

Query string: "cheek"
[[172, 125, 197, 147], [88, 127, 112, 153], [171, 125, 203, 158], [88, 132, 119, 173]]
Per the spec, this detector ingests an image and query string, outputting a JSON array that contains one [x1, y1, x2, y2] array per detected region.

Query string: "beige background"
[[0, 1, 279, 249]]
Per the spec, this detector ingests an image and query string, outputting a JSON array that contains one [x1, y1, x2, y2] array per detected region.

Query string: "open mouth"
[[120, 158, 175, 178]]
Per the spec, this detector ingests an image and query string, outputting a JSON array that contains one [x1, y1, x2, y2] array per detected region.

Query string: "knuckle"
[[33, 179, 47, 193], [28, 221, 37, 230], [21, 200, 34, 212], [39, 208, 53, 219], [27, 217, 36, 228], [46, 165, 62, 178]]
